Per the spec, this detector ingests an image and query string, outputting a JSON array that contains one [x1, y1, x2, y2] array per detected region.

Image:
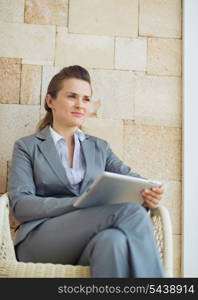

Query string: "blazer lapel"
[[36, 126, 73, 191], [79, 138, 95, 194]]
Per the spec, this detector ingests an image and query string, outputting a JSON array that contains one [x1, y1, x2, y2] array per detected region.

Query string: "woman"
[[8, 65, 164, 277]]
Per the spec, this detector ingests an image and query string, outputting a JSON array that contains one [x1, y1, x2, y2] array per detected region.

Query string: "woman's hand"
[[141, 185, 164, 209]]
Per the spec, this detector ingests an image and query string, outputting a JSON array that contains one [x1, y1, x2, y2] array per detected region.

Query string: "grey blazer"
[[8, 125, 142, 247]]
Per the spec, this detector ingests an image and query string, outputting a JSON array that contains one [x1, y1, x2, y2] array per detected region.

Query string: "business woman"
[[8, 65, 164, 277]]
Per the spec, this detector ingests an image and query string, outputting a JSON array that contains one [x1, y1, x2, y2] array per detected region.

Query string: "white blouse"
[[49, 126, 86, 185]]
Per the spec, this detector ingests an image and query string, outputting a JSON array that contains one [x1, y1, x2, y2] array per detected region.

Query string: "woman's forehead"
[[61, 78, 91, 96]]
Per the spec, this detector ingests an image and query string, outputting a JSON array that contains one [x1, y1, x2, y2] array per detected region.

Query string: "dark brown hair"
[[36, 65, 92, 132]]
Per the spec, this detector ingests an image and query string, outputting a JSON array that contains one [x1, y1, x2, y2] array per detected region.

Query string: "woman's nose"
[[75, 98, 84, 107]]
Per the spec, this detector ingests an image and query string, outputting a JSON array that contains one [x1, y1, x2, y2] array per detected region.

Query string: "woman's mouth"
[[71, 112, 85, 117]]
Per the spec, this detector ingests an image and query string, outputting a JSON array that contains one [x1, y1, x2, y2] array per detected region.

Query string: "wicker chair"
[[0, 192, 173, 278]]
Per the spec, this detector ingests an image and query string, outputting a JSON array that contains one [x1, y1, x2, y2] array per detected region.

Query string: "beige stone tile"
[[82, 118, 123, 158], [88, 69, 136, 120], [69, 0, 138, 37], [0, 104, 40, 192], [0, 58, 21, 104], [123, 122, 181, 181], [173, 234, 181, 274], [55, 32, 114, 69], [20, 64, 42, 105], [134, 75, 181, 127], [139, 0, 182, 38], [0, 23, 55, 62], [147, 38, 182, 76], [25, 0, 68, 26], [160, 180, 181, 235], [0, 0, 24, 23], [115, 37, 147, 71]]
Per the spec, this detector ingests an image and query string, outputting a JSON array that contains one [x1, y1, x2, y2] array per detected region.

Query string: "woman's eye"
[[67, 95, 90, 101]]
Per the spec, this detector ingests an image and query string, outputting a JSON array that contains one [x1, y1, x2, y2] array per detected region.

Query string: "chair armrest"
[[150, 205, 173, 277]]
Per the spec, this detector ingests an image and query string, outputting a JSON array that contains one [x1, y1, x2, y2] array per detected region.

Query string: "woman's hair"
[[36, 65, 92, 132]]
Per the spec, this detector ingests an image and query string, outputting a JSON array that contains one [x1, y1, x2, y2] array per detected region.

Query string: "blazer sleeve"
[[104, 141, 147, 179], [8, 139, 78, 223]]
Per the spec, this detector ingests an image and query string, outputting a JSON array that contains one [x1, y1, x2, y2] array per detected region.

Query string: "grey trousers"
[[15, 202, 164, 278]]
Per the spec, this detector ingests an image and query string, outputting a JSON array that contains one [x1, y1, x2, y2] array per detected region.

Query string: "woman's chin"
[[64, 120, 84, 127]]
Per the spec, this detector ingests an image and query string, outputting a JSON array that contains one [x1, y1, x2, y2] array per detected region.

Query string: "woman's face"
[[46, 78, 92, 128]]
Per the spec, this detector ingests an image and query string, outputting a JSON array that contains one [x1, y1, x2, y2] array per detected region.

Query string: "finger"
[[141, 189, 155, 197], [144, 198, 160, 208], [144, 195, 160, 205], [152, 186, 164, 194], [142, 188, 160, 196], [142, 190, 161, 200]]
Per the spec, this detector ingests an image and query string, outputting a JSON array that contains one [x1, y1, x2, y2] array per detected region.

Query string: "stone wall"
[[0, 0, 182, 277]]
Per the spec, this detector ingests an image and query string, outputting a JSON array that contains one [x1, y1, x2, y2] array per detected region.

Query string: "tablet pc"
[[73, 171, 162, 208]]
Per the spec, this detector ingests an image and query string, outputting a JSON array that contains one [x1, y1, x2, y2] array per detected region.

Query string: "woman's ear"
[[45, 94, 53, 109]]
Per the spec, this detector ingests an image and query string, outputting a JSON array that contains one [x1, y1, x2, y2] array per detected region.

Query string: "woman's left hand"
[[141, 185, 164, 209]]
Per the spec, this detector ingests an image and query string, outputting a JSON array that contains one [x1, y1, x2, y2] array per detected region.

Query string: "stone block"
[[20, 64, 42, 105], [0, 104, 40, 192], [0, 23, 56, 62], [147, 38, 182, 76], [139, 0, 182, 38], [123, 121, 181, 181], [0, 58, 21, 104], [25, 0, 68, 26], [88, 69, 136, 120], [134, 75, 181, 127], [69, 0, 138, 37], [0, 0, 24, 23], [55, 33, 114, 69], [115, 37, 147, 71]]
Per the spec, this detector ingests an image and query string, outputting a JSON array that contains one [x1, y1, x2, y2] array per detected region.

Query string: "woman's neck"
[[51, 123, 77, 145]]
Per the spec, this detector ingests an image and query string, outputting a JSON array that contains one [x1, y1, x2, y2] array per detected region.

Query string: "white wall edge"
[[182, 0, 198, 277]]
